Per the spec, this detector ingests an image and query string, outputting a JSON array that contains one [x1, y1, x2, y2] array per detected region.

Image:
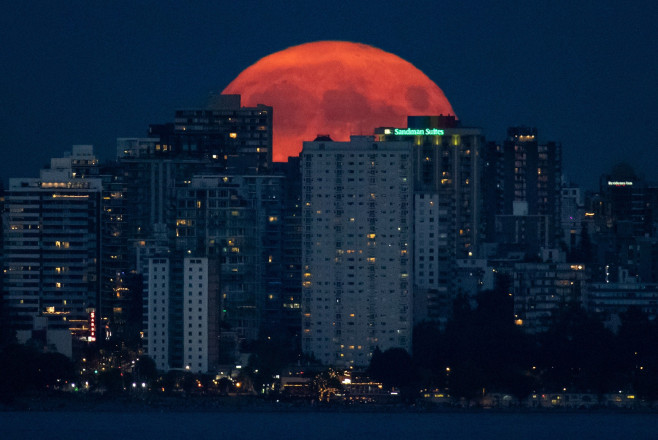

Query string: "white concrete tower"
[[301, 136, 413, 367]]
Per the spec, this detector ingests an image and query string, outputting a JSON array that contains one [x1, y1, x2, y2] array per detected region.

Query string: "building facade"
[[484, 127, 562, 257], [377, 116, 485, 325], [301, 136, 414, 367], [144, 256, 220, 373], [172, 174, 284, 341], [513, 262, 588, 333], [3, 147, 102, 340], [149, 93, 273, 173]]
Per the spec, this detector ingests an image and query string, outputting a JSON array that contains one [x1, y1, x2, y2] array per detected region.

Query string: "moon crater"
[[223, 41, 455, 161]]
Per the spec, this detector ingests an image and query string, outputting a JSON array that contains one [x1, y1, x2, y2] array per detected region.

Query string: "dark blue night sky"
[[1, 1, 656, 189]]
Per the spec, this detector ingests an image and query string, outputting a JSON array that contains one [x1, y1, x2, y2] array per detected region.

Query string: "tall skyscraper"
[[117, 94, 273, 242], [560, 183, 585, 253], [588, 164, 658, 283], [377, 116, 485, 324], [301, 135, 414, 367], [273, 158, 303, 337], [3, 146, 102, 340], [172, 174, 284, 340], [97, 161, 142, 343], [484, 127, 562, 256], [115, 94, 278, 348]]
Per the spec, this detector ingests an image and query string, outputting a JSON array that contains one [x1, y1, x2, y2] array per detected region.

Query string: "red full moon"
[[223, 41, 455, 162]]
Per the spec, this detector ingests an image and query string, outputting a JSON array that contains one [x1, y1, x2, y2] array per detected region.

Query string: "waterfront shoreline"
[[3, 393, 657, 414]]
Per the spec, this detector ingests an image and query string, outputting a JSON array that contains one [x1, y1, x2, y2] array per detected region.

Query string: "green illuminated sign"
[[392, 128, 444, 136]]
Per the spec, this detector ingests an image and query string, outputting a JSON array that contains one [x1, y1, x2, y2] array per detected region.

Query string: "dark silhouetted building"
[[588, 164, 658, 282], [484, 127, 562, 257]]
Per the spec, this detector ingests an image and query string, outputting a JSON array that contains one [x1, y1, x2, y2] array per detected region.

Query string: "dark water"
[[0, 411, 655, 440]]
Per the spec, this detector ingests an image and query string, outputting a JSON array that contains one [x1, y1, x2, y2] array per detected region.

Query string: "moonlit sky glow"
[[1, 1, 656, 189], [223, 41, 455, 161]]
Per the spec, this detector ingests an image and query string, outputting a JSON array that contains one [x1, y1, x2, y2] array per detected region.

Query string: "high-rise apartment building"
[[144, 256, 219, 373], [149, 93, 273, 173], [117, 94, 273, 242], [513, 261, 588, 333], [97, 161, 142, 343], [596, 165, 656, 238], [146, 257, 171, 371], [273, 158, 303, 337], [116, 95, 277, 346], [561, 183, 585, 254], [484, 127, 562, 256], [301, 135, 414, 367], [172, 174, 284, 340], [588, 165, 658, 282], [377, 116, 485, 324], [3, 146, 102, 340]]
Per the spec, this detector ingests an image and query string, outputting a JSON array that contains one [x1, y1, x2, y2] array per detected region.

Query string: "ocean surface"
[[0, 411, 655, 440]]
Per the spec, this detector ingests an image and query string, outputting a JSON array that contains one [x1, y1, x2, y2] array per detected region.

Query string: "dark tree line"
[[0, 343, 75, 403], [368, 276, 658, 401]]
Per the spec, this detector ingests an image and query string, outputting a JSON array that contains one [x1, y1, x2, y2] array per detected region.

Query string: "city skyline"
[[3, 102, 658, 402], [4, 1, 658, 420], [1, 1, 657, 190]]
